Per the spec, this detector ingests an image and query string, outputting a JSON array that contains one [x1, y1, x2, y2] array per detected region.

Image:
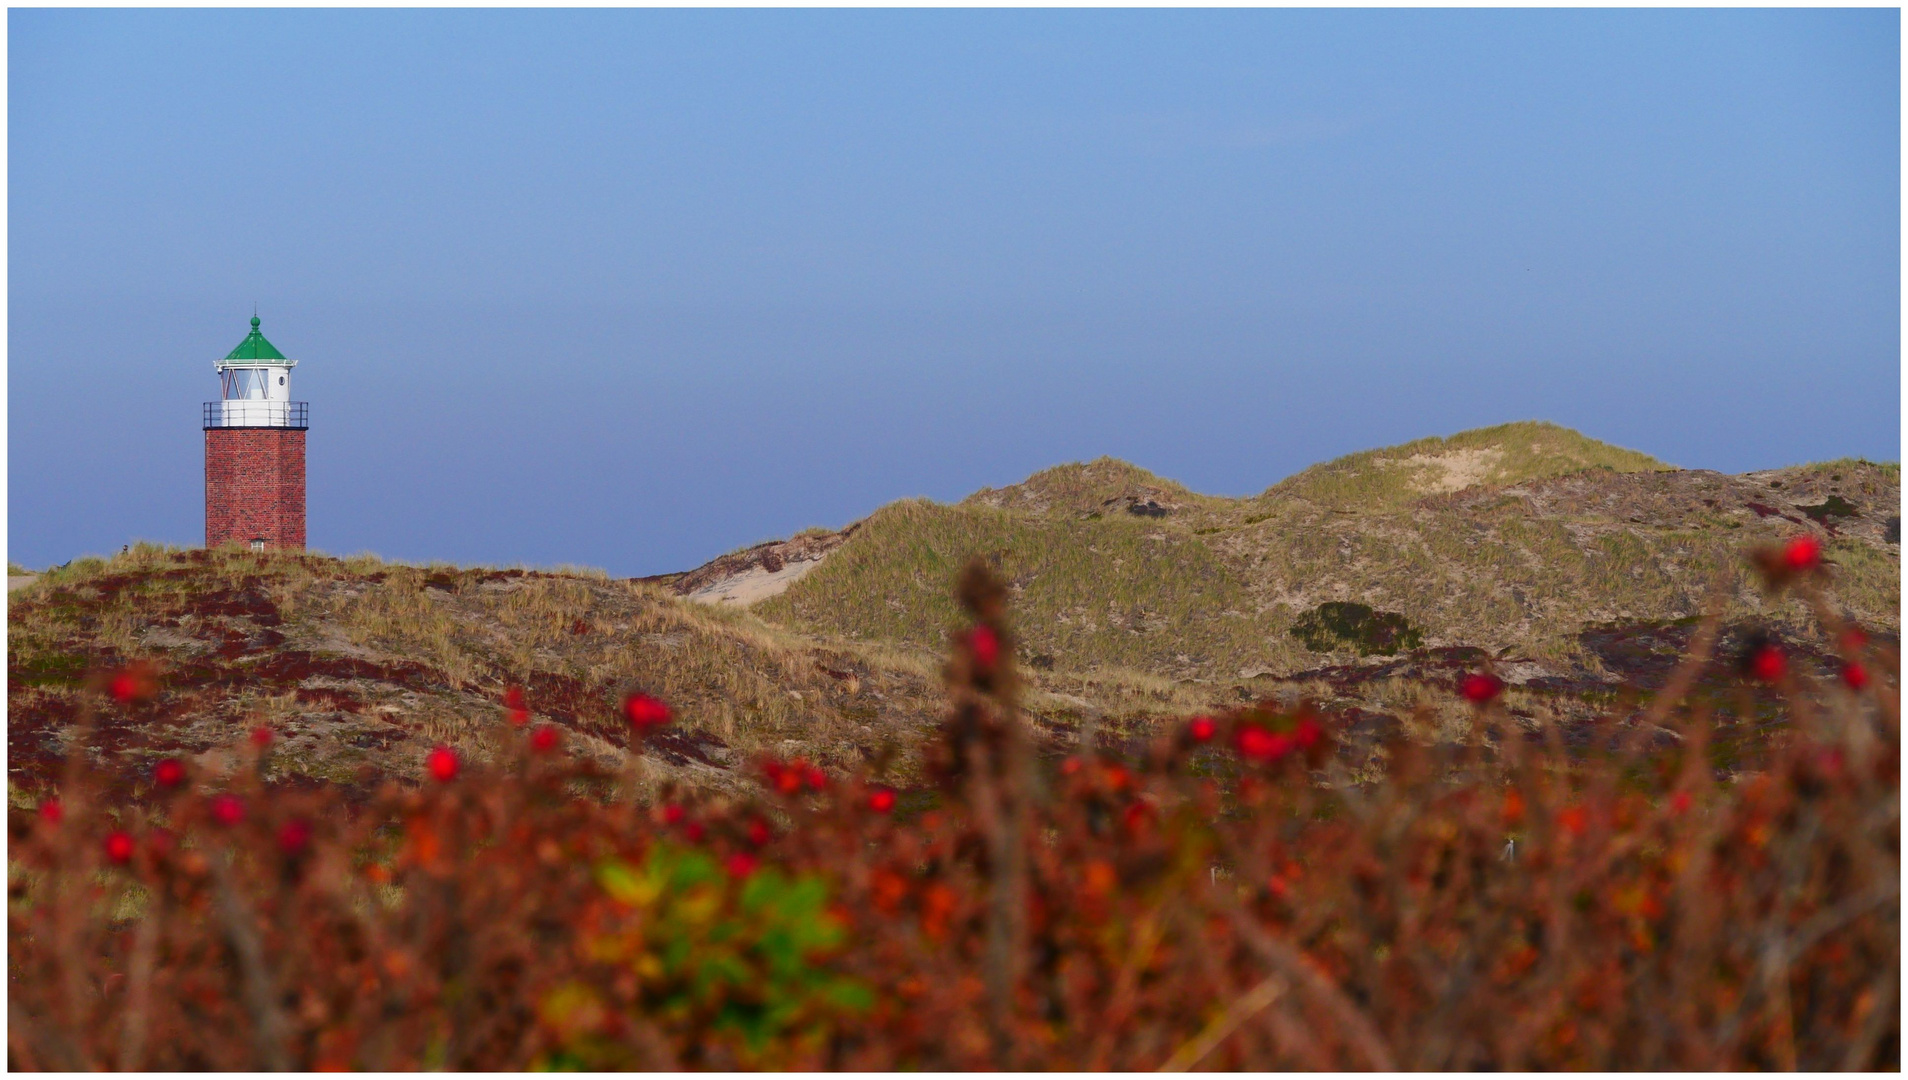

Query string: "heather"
[[7, 543, 1898, 1069]]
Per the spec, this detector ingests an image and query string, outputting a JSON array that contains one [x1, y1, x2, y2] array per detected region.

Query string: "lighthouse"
[[203, 315, 307, 551]]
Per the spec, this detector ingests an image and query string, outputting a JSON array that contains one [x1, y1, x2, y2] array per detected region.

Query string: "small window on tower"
[[278, 375, 285, 385], [250, 539, 266, 553]]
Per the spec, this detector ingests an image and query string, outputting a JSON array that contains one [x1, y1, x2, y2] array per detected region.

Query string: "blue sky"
[[9, 9, 1899, 575]]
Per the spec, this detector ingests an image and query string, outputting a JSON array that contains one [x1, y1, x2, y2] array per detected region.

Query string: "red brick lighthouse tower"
[[204, 315, 307, 551]]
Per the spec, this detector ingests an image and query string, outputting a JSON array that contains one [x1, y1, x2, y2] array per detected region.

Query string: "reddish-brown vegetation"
[[7, 547, 1897, 1069]]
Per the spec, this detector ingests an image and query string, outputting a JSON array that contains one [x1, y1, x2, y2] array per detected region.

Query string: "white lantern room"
[[206, 315, 306, 429]]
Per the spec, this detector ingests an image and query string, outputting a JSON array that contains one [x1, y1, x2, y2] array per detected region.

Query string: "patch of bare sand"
[[686, 556, 827, 606], [1397, 447, 1506, 494]]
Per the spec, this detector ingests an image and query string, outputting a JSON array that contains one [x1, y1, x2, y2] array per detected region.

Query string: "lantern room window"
[[220, 368, 273, 400]]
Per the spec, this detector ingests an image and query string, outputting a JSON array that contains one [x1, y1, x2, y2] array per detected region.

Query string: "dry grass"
[[6, 547, 972, 797]]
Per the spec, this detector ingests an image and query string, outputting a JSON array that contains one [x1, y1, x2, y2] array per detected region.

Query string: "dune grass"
[[1261, 420, 1672, 510], [763, 426, 1895, 680]]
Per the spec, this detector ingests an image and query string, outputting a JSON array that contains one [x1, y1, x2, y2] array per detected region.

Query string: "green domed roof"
[[224, 315, 288, 362]]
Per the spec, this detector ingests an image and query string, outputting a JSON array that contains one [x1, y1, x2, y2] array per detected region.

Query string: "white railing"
[[203, 401, 309, 429]]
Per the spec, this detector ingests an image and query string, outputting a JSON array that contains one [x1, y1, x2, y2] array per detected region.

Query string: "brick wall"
[[205, 428, 306, 550]]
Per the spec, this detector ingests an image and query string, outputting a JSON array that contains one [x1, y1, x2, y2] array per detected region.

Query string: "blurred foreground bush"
[[9, 547, 1898, 1069]]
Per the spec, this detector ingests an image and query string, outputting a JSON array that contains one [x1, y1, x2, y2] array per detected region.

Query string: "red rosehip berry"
[[1843, 662, 1870, 691], [1235, 726, 1292, 763], [108, 665, 156, 703], [726, 852, 759, 879], [662, 803, 686, 825], [1749, 644, 1786, 682], [104, 831, 135, 864], [1121, 801, 1153, 833], [746, 818, 772, 847], [803, 765, 828, 791], [868, 788, 897, 814], [426, 745, 460, 783], [684, 821, 706, 843], [1670, 791, 1692, 816], [1460, 673, 1504, 704], [1187, 716, 1217, 742], [1558, 806, 1588, 836], [250, 726, 275, 749], [769, 761, 803, 796], [277, 818, 313, 856], [504, 685, 526, 710], [1292, 716, 1323, 750], [969, 625, 1001, 670], [622, 693, 671, 731], [529, 725, 560, 753], [210, 794, 246, 827], [37, 799, 63, 826], [153, 758, 186, 789], [1783, 535, 1822, 572]]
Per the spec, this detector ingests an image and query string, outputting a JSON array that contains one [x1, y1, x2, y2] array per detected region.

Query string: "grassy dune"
[[6, 545, 956, 800], [1262, 420, 1673, 509], [761, 423, 1898, 678]]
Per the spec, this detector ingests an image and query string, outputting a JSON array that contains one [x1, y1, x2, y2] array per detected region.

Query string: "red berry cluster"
[[622, 692, 672, 731], [762, 758, 829, 796], [1232, 715, 1323, 765]]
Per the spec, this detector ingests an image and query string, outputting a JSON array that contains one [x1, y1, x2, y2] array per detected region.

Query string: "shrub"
[[6, 549, 1897, 1069], [1289, 600, 1426, 656]]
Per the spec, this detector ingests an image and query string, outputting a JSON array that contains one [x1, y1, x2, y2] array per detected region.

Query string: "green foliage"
[[1289, 601, 1424, 656], [8, 648, 90, 688], [1798, 494, 1859, 524], [540, 845, 870, 1069]]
